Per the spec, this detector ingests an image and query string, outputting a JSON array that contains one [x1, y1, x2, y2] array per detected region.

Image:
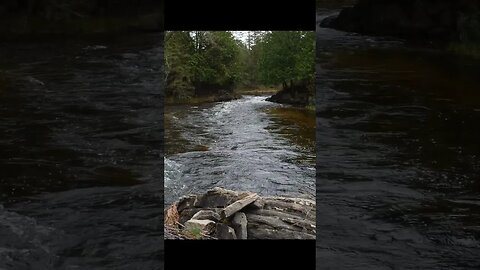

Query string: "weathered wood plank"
[[221, 193, 259, 219]]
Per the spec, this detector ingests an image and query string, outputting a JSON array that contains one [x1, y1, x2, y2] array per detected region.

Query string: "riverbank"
[[320, 0, 480, 58], [317, 3, 480, 268], [165, 92, 242, 106], [235, 86, 278, 96], [164, 187, 316, 240]]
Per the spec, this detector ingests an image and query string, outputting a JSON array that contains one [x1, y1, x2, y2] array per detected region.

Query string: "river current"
[[0, 33, 163, 269], [317, 2, 480, 269]]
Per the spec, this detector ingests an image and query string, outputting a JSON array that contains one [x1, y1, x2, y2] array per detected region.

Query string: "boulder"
[[165, 188, 316, 240], [216, 223, 237, 240], [179, 208, 203, 224], [249, 198, 265, 209], [194, 187, 240, 208], [320, 0, 480, 43], [191, 210, 221, 222], [177, 195, 198, 212], [232, 212, 248, 239], [184, 219, 216, 237]]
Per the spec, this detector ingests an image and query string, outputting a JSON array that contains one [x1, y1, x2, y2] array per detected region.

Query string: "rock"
[[177, 195, 198, 212], [221, 193, 259, 219], [320, 0, 480, 43], [184, 219, 216, 237], [232, 212, 248, 239], [249, 198, 265, 209], [266, 80, 312, 106], [191, 210, 221, 222], [164, 188, 316, 240], [179, 208, 224, 224], [216, 223, 237, 239], [194, 187, 239, 208], [179, 208, 203, 224]]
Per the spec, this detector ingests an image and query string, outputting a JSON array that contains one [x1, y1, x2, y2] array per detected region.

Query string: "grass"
[[184, 227, 204, 239]]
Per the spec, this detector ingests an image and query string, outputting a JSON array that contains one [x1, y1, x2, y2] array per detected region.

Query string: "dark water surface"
[[164, 96, 315, 205], [317, 4, 480, 269], [0, 33, 163, 269]]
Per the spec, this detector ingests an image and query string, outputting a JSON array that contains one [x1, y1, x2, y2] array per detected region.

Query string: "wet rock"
[[216, 223, 237, 239], [192, 210, 221, 222], [184, 219, 215, 236], [232, 212, 248, 239], [221, 193, 259, 219], [320, 0, 480, 42]]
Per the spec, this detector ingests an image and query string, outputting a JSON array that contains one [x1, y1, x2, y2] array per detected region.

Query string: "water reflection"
[[317, 3, 480, 269], [0, 33, 163, 269], [164, 96, 315, 205]]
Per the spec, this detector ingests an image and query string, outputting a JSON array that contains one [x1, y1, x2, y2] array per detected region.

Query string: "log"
[[165, 188, 316, 240], [221, 194, 259, 219]]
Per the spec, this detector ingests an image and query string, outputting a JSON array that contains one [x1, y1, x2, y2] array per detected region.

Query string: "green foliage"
[[257, 31, 315, 86], [165, 31, 195, 100], [186, 226, 203, 239], [191, 31, 240, 87], [165, 31, 315, 104], [165, 31, 240, 100]]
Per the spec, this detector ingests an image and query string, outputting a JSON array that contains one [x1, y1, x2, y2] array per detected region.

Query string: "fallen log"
[[164, 187, 316, 240]]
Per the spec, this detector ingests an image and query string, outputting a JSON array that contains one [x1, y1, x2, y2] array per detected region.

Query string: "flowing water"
[[164, 96, 315, 205], [0, 33, 163, 269], [317, 3, 480, 269]]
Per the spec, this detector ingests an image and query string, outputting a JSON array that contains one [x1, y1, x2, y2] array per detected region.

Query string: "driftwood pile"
[[164, 187, 316, 240]]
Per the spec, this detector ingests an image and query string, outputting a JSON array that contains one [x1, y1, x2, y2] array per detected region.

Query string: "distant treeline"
[[0, 0, 163, 35], [165, 31, 315, 102]]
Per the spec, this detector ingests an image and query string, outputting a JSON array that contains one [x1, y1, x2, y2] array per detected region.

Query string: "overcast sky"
[[231, 31, 249, 43]]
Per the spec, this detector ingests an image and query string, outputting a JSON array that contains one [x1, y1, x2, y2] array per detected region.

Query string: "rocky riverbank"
[[266, 80, 313, 107], [321, 0, 480, 43], [164, 188, 316, 240]]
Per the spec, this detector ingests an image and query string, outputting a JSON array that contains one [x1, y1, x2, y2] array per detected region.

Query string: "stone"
[[250, 198, 265, 209], [221, 193, 259, 219], [232, 212, 248, 239], [215, 223, 237, 240], [191, 210, 221, 222], [194, 187, 239, 208], [164, 188, 317, 240], [319, 0, 480, 42], [179, 208, 203, 224], [177, 195, 198, 212], [184, 219, 215, 237]]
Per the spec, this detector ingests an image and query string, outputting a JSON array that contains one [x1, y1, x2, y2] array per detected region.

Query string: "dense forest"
[[165, 31, 315, 107]]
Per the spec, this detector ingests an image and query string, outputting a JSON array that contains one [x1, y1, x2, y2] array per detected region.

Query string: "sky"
[[231, 31, 249, 44]]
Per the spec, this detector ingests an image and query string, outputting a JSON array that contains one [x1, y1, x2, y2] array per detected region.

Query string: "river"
[[317, 2, 480, 269], [164, 96, 316, 205], [0, 33, 163, 269]]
